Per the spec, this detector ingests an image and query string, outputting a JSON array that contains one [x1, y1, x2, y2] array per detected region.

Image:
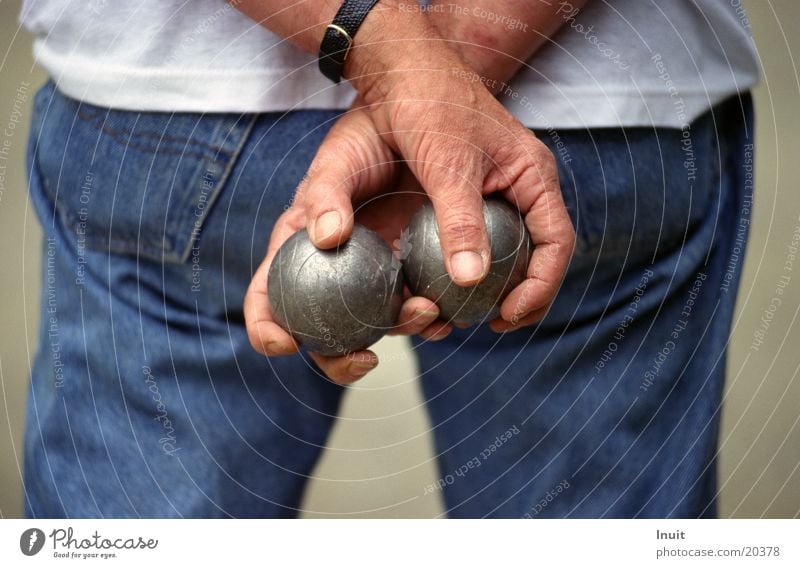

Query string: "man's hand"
[[238, 0, 578, 381], [345, 56, 575, 326], [233, 0, 579, 293], [244, 98, 575, 382], [244, 107, 453, 384]]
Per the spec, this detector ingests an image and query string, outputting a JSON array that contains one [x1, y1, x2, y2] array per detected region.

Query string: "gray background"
[[0, 0, 798, 518]]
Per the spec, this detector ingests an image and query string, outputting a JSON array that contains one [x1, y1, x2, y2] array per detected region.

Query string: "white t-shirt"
[[20, 0, 759, 128]]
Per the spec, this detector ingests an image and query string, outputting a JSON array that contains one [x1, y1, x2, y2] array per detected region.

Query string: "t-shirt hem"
[[35, 41, 758, 129]]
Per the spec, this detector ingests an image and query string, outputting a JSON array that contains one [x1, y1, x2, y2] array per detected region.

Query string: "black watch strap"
[[319, 0, 382, 83]]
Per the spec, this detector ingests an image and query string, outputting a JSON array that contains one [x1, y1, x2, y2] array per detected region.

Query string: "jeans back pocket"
[[32, 81, 256, 263], [542, 116, 720, 261]]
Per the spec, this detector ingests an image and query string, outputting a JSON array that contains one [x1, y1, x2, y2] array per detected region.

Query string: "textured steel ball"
[[402, 197, 533, 326], [267, 224, 404, 356]]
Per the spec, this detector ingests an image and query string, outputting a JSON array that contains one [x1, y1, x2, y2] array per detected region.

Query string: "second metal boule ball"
[[402, 196, 533, 326], [267, 225, 404, 356]]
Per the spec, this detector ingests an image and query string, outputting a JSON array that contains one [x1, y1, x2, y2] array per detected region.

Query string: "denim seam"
[[167, 117, 244, 259], [175, 114, 259, 263]]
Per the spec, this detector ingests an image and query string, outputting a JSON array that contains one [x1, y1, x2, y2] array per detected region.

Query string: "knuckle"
[[440, 212, 486, 245], [328, 367, 352, 384], [523, 139, 558, 184], [402, 323, 424, 337], [564, 224, 577, 249], [417, 136, 482, 179], [540, 157, 560, 186]]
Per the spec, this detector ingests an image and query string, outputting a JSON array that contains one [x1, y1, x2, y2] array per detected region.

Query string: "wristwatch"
[[318, 0, 383, 83]]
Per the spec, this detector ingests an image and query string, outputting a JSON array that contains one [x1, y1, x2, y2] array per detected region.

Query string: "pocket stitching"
[[36, 86, 258, 263], [71, 101, 235, 162]]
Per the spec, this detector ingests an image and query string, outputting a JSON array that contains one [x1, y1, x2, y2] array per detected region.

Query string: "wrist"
[[341, 0, 460, 104]]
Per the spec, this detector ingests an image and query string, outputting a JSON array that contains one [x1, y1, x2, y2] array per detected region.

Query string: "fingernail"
[[350, 355, 378, 371], [426, 332, 448, 342], [415, 309, 439, 318], [489, 321, 505, 333], [350, 362, 376, 379], [450, 251, 485, 284], [314, 211, 341, 242], [266, 341, 292, 355]]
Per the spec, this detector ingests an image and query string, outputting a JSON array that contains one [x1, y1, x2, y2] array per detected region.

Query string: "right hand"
[[342, 31, 576, 329]]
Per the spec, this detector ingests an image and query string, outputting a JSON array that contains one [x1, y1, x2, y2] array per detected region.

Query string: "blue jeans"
[[24, 80, 754, 518]]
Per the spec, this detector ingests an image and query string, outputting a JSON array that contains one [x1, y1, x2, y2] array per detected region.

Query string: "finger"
[[302, 109, 396, 250], [497, 141, 575, 322], [418, 320, 453, 341], [244, 255, 299, 356], [499, 192, 574, 322], [489, 304, 550, 333], [426, 164, 491, 287], [388, 297, 440, 336], [244, 208, 307, 357], [309, 350, 379, 385]]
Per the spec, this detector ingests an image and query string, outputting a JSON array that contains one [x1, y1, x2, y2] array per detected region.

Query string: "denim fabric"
[[24, 80, 754, 518]]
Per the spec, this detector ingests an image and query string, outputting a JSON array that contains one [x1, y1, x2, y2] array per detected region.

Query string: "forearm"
[[230, 0, 348, 54], [229, 0, 585, 101], [426, 0, 589, 90], [229, 0, 454, 98]]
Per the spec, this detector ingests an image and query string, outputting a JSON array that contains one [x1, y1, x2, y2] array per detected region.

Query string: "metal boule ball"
[[267, 224, 404, 356], [402, 196, 533, 326]]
